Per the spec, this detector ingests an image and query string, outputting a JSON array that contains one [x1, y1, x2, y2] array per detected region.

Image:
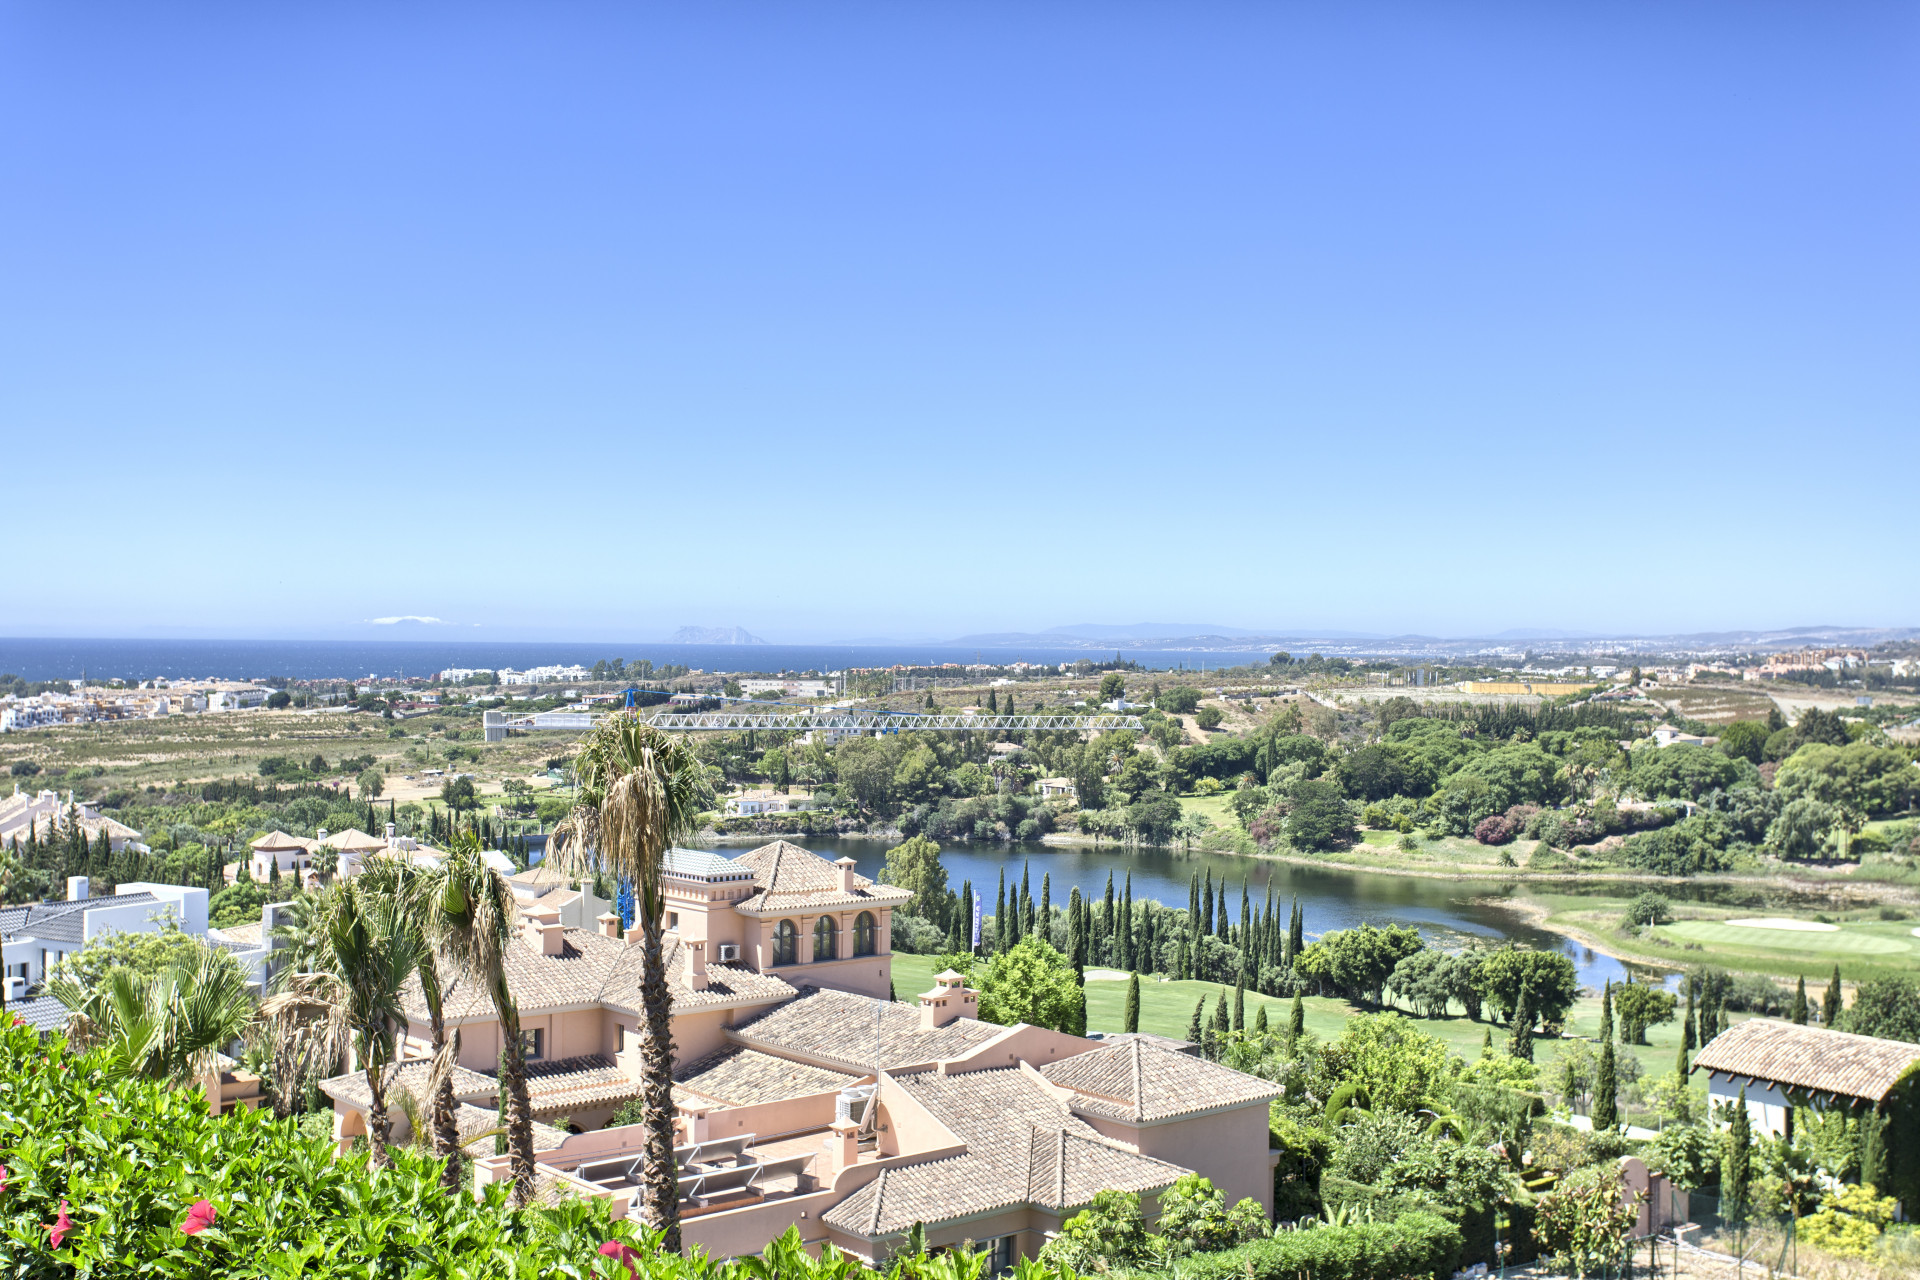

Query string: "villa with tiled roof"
[[319, 840, 1284, 1267]]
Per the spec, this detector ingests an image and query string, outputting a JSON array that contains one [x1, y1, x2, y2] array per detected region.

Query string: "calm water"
[[0, 637, 1260, 683], [713, 834, 1676, 990]]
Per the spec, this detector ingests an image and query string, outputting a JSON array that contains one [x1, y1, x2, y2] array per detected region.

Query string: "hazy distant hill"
[[670, 626, 766, 644]]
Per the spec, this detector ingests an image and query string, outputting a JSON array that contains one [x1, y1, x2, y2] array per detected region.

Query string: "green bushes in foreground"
[[1142, 1211, 1461, 1280]]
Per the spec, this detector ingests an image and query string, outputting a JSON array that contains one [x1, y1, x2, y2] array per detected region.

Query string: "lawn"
[[887, 950, 1701, 1118], [1657, 920, 1917, 957]]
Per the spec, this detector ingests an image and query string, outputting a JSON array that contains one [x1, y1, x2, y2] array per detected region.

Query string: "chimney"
[[683, 938, 709, 991], [919, 969, 977, 1030], [524, 902, 565, 956], [835, 856, 858, 895], [596, 911, 620, 939], [67, 875, 89, 903], [316, 828, 328, 844]]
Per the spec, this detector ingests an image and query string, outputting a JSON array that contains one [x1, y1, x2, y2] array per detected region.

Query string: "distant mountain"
[[1043, 622, 1271, 640], [1490, 628, 1595, 640], [670, 626, 766, 645]]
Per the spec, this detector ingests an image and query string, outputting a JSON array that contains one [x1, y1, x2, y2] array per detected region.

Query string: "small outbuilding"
[[1691, 1018, 1920, 1138]]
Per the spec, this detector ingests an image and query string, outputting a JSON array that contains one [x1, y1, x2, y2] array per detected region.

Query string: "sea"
[[0, 637, 1257, 684]]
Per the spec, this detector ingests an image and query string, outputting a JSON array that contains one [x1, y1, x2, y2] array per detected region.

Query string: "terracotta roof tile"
[[728, 986, 1001, 1073], [1040, 1037, 1281, 1122], [1692, 1019, 1920, 1104], [673, 1046, 861, 1108], [822, 1068, 1182, 1238], [731, 841, 911, 914], [407, 928, 796, 1023]]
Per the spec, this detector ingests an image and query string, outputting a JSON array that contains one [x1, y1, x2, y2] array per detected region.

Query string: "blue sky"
[[3, 2, 1914, 643]]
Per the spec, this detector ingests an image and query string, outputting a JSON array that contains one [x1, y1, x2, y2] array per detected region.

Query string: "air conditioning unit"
[[717, 943, 741, 963]]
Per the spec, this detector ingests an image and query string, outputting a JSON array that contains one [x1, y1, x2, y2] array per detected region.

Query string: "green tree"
[[47, 918, 239, 994], [1535, 1165, 1638, 1279], [51, 947, 255, 1090], [1838, 975, 1920, 1042], [551, 720, 711, 1239], [1194, 705, 1224, 731], [1038, 1189, 1154, 1272], [1624, 892, 1673, 928], [1824, 965, 1843, 1026], [1717, 720, 1769, 765], [1508, 987, 1534, 1062], [1283, 777, 1359, 852], [976, 936, 1085, 1032], [1724, 1089, 1753, 1228], [1160, 686, 1202, 715], [1123, 971, 1140, 1033], [1098, 672, 1126, 702], [1592, 1040, 1619, 1130], [1477, 946, 1580, 1027], [1186, 996, 1205, 1044], [1297, 922, 1424, 1004], [440, 776, 478, 813], [1319, 1012, 1456, 1113], [357, 767, 385, 800], [1612, 983, 1677, 1045], [880, 835, 949, 925], [259, 882, 422, 1169], [1289, 991, 1305, 1044], [1790, 976, 1808, 1025], [1776, 743, 1917, 818]]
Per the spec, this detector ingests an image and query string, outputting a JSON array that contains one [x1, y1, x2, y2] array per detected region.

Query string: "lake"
[[713, 834, 1674, 990]]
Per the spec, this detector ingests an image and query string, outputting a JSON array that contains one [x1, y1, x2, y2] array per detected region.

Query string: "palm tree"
[[356, 855, 465, 1192], [51, 946, 256, 1094], [550, 718, 712, 1248], [434, 838, 534, 1206], [261, 881, 423, 1168]]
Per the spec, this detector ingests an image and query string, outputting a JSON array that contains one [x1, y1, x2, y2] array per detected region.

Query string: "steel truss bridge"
[[482, 708, 1143, 741]]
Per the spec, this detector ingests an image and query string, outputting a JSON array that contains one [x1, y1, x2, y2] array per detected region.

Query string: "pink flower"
[[181, 1199, 217, 1235], [45, 1200, 74, 1248], [0, 1165, 8, 1194], [599, 1240, 642, 1274]]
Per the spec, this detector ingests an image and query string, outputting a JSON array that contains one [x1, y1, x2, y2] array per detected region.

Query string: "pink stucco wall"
[[1083, 1103, 1272, 1213]]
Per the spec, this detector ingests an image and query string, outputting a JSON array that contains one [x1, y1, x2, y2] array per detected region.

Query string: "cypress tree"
[[1216, 884, 1229, 941], [1102, 870, 1115, 950], [1482, 1028, 1494, 1055], [1725, 1090, 1753, 1228], [1200, 869, 1213, 936], [1020, 863, 1033, 936], [1289, 991, 1305, 1042], [1824, 965, 1842, 1027], [1233, 967, 1246, 1031], [1593, 1039, 1619, 1129], [1141, 907, 1156, 975], [1599, 982, 1614, 1042], [1210, 990, 1229, 1058], [1683, 984, 1697, 1051], [1791, 976, 1808, 1025], [1238, 882, 1250, 948], [1716, 1005, 1730, 1038], [1188, 871, 1201, 927], [1120, 873, 1134, 971], [1186, 997, 1205, 1045], [1254, 1003, 1269, 1035], [1124, 972, 1140, 1033], [960, 879, 973, 949], [994, 869, 1006, 953], [1176, 934, 1189, 982], [1290, 897, 1304, 962], [1039, 872, 1051, 937], [1508, 988, 1534, 1062]]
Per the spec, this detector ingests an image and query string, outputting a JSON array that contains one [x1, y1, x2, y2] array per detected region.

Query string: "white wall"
[[117, 882, 209, 935], [1707, 1075, 1792, 1138]]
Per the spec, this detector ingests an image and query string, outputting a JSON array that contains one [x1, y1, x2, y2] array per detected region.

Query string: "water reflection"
[[732, 835, 1694, 990]]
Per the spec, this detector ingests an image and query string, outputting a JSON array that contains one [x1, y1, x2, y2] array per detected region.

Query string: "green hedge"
[[1156, 1211, 1461, 1280]]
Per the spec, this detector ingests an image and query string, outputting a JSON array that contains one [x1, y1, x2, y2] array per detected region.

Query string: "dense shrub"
[[1472, 814, 1517, 845], [1161, 1211, 1460, 1280]]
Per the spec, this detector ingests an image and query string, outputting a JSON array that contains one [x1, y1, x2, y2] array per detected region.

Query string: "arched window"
[[854, 911, 877, 957], [813, 916, 838, 962], [772, 919, 798, 967]]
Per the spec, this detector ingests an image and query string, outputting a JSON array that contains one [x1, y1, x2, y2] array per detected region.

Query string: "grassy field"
[[1657, 919, 1917, 957], [887, 951, 1702, 1119]]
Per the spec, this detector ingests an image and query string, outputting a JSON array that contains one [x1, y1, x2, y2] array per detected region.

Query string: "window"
[[772, 919, 798, 967], [984, 1235, 1016, 1275], [667, 911, 679, 928], [813, 916, 837, 962], [854, 911, 877, 957], [520, 1028, 545, 1061]]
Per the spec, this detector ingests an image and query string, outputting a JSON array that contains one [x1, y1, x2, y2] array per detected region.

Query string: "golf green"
[[1658, 920, 1914, 956]]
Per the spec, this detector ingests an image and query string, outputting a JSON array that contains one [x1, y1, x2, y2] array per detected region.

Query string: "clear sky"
[[3, 2, 1915, 643]]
